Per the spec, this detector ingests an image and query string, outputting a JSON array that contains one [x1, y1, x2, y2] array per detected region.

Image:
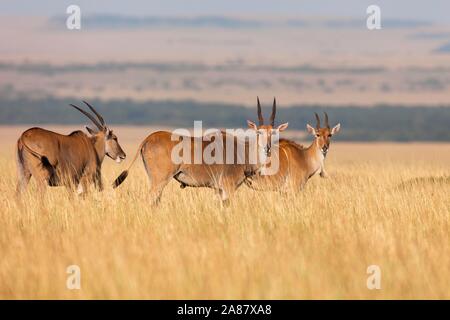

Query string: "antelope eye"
[[328, 134, 332, 138]]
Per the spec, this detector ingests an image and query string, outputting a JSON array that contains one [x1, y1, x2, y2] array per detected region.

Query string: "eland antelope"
[[16, 101, 126, 194], [246, 112, 340, 191], [112, 97, 288, 206]]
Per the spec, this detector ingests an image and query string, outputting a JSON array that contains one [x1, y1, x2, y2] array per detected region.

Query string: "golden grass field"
[[0, 126, 449, 299]]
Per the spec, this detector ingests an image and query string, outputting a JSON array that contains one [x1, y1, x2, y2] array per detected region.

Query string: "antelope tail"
[[16, 138, 25, 163], [18, 136, 44, 159], [16, 138, 26, 175], [112, 138, 147, 188], [18, 136, 55, 171]]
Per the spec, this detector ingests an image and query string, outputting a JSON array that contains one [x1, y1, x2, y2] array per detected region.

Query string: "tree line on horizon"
[[1, 96, 449, 142]]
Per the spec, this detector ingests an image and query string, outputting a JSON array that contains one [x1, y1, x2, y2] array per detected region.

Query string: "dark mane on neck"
[[279, 138, 304, 150], [69, 130, 85, 136]]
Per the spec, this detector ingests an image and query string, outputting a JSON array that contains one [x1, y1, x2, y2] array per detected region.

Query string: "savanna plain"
[[0, 126, 449, 299]]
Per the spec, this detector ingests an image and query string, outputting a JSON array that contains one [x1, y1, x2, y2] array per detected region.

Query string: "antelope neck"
[[305, 138, 324, 173], [91, 136, 106, 163]]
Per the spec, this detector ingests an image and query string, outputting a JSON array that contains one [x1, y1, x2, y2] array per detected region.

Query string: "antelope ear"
[[331, 123, 341, 135], [86, 126, 97, 135], [277, 122, 289, 131], [306, 124, 316, 135], [247, 120, 257, 130]]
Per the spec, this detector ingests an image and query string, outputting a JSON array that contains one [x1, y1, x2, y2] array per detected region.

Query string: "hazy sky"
[[1, 0, 449, 23]]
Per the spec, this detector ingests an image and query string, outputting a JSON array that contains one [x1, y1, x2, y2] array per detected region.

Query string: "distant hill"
[[48, 15, 433, 30], [436, 42, 450, 53], [49, 15, 265, 29], [1, 96, 449, 142]]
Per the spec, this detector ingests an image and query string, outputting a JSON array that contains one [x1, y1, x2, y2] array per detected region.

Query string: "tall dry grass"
[[0, 126, 449, 299]]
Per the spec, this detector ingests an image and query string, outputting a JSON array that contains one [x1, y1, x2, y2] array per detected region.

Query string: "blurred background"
[[1, 0, 449, 141]]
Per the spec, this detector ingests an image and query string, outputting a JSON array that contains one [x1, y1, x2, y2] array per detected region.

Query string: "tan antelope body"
[[113, 98, 288, 205], [16, 102, 126, 194], [113, 131, 257, 205], [246, 112, 340, 191]]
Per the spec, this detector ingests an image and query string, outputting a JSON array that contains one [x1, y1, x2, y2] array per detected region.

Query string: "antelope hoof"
[[76, 184, 84, 195], [320, 171, 329, 178]]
